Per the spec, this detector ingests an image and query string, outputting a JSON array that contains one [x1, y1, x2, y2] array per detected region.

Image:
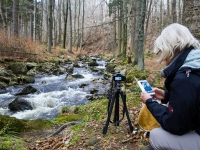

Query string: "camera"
[[113, 73, 126, 82]]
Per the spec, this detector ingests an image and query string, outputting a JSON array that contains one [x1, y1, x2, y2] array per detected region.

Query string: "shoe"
[[141, 145, 154, 150]]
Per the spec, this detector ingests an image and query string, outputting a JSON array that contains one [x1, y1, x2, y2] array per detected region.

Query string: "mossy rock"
[[105, 64, 115, 73], [21, 76, 35, 84], [0, 115, 51, 134], [8, 62, 28, 75], [27, 68, 38, 76], [0, 81, 7, 88], [0, 136, 27, 150], [0, 67, 10, 76], [0, 76, 10, 84]]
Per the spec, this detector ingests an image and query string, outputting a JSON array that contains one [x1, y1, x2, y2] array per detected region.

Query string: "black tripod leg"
[[121, 92, 134, 132], [114, 91, 119, 125], [103, 94, 116, 135]]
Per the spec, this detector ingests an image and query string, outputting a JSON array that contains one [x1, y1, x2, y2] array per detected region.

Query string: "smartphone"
[[135, 77, 155, 95]]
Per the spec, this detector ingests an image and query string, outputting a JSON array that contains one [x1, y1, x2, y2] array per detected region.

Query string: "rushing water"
[[0, 59, 109, 120]]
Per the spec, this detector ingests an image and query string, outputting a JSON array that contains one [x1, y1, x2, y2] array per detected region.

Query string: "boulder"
[[15, 85, 37, 95], [8, 98, 33, 112], [0, 67, 10, 76], [8, 62, 28, 75], [26, 62, 38, 70]]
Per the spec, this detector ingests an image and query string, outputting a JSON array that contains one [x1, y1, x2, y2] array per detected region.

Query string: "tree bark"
[[137, 0, 146, 71], [68, 0, 72, 53], [13, 0, 19, 36], [172, 0, 177, 23], [47, 0, 53, 52], [62, 0, 68, 49], [182, 0, 200, 40]]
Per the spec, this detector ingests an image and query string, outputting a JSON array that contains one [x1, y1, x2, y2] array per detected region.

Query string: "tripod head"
[[111, 73, 126, 91]]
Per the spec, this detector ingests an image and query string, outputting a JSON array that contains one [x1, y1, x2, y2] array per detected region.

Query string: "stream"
[[0, 59, 110, 120]]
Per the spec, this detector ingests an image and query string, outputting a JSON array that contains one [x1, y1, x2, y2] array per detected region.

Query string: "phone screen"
[[139, 81, 154, 94]]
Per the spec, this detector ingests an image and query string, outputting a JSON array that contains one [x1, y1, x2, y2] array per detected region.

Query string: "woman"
[[141, 23, 200, 150]]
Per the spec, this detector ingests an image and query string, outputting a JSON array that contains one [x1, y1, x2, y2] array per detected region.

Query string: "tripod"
[[103, 75, 135, 135]]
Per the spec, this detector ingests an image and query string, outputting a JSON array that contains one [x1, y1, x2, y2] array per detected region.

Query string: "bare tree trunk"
[[167, 0, 171, 25], [30, 13, 33, 40], [79, 0, 84, 52], [47, 0, 53, 52], [45, 0, 48, 43], [33, 0, 37, 41], [73, 0, 77, 46], [137, 0, 146, 71], [53, 0, 57, 48], [58, 0, 62, 44], [68, 0, 72, 53], [39, 0, 44, 43], [13, 0, 19, 36], [159, 0, 163, 34], [178, 0, 182, 23], [113, 7, 117, 49], [172, 0, 177, 23], [117, 3, 122, 55], [76, 0, 81, 51], [133, 0, 140, 66], [122, 0, 128, 57], [0, 0, 7, 32], [62, 0, 68, 49], [144, 0, 152, 49], [182, 0, 200, 39]]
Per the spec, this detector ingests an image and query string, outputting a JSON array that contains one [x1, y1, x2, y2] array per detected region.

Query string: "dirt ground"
[[17, 48, 165, 150]]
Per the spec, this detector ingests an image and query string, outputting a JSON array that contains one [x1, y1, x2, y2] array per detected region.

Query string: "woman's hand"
[[140, 91, 152, 103], [152, 88, 165, 100]]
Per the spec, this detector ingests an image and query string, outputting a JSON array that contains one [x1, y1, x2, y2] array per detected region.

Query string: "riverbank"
[[0, 48, 165, 150]]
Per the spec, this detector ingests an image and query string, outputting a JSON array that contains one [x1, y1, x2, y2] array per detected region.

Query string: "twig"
[[47, 121, 79, 138], [121, 137, 134, 143]]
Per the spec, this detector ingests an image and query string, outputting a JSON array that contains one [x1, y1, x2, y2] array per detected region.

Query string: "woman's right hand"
[[152, 88, 165, 100]]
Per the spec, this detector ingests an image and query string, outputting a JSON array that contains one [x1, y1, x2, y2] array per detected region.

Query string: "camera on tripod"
[[113, 73, 126, 83], [103, 73, 137, 135]]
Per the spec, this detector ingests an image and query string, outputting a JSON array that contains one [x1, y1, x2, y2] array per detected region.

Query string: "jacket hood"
[[181, 49, 200, 69], [160, 46, 194, 78]]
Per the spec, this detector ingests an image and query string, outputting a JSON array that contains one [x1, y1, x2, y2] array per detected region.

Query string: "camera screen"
[[140, 81, 153, 93], [115, 76, 122, 81]]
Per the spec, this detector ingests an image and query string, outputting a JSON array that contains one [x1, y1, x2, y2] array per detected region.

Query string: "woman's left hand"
[[140, 91, 152, 103]]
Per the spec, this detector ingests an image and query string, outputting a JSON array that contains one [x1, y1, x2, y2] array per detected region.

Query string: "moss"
[[25, 119, 51, 130], [69, 134, 80, 146], [54, 114, 84, 124], [0, 135, 27, 150], [0, 115, 51, 134]]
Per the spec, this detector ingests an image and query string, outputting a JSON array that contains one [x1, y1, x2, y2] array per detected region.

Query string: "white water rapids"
[[0, 60, 109, 120]]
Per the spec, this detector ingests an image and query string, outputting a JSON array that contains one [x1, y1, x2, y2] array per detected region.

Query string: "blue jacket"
[[146, 46, 200, 135]]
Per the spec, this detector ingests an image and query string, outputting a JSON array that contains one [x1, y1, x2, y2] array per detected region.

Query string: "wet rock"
[[0, 76, 10, 84], [8, 62, 28, 75], [15, 85, 37, 95], [18, 76, 35, 84], [72, 74, 84, 79], [0, 81, 8, 88], [27, 68, 38, 76], [0, 67, 10, 76], [105, 63, 115, 73], [26, 62, 38, 70], [8, 98, 33, 112]]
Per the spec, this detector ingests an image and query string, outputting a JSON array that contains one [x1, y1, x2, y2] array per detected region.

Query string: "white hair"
[[154, 23, 200, 62]]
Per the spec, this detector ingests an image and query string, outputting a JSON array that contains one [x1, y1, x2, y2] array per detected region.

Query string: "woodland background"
[[0, 0, 200, 149], [0, 0, 199, 69]]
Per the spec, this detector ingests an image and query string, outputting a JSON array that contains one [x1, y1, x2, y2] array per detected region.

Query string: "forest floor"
[[22, 47, 165, 150], [0, 46, 165, 150]]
